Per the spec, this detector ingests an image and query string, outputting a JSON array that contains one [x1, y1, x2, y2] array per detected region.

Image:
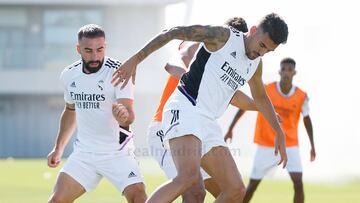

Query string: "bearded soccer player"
[[47, 24, 146, 203]]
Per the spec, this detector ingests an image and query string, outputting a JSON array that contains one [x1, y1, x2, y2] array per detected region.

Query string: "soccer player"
[[148, 17, 257, 202], [113, 13, 289, 202], [47, 24, 146, 203], [225, 57, 315, 203]]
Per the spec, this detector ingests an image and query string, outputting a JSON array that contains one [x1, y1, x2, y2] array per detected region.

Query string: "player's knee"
[[292, 179, 303, 191], [182, 185, 206, 203], [48, 194, 67, 203], [174, 172, 201, 190], [246, 181, 260, 192], [123, 183, 147, 202], [223, 181, 246, 201], [230, 186, 246, 201]]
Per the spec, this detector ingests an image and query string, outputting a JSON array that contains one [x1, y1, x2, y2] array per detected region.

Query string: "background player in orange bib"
[[225, 57, 315, 203]]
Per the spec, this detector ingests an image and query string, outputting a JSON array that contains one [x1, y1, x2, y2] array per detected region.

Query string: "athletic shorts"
[[162, 89, 227, 156], [60, 149, 144, 193], [250, 145, 303, 180], [147, 121, 211, 179]]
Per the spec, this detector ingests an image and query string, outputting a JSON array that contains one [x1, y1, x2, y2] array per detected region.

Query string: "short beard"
[[82, 58, 104, 73]]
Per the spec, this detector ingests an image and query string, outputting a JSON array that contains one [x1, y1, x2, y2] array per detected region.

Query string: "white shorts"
[[162, 89, 227, 156], [147, 121, 211, 180], [250, 145, 303, 180], [60, 149, 144, 192]]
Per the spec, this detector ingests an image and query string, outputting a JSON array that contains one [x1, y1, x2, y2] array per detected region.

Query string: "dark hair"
[[258, 13, 288, 44], [78, 24, 105, 41], [225, 17, 248, 33], [280, 57, 296, 66]]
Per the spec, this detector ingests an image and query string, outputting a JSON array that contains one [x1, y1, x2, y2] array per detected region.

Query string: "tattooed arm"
[[112, 25, 230, 88]]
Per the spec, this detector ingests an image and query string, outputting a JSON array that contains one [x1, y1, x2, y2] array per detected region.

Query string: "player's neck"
[[279, 81, 292, 95]]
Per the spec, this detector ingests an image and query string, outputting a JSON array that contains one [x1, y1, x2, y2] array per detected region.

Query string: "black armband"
[[119, 125, 131, 144], [120, 125, 130, 131], [66, 106, 75, 111]]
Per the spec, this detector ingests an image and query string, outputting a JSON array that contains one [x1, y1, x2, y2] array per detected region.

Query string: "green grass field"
[[0, 159, 359, 203]]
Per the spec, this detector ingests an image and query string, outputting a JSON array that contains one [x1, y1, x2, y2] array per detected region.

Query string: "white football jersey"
[[178, 27, 260, 118], [60, 56, 134, 153]]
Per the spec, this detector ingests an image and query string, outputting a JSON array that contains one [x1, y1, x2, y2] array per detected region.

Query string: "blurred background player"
[[225, 57, 315, 203], [47, 24, 146, 203]]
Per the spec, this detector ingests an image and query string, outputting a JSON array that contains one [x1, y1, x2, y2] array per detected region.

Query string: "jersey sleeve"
[[115, 77, 134, 100], [301, 95, 310, 117], [60, 70, 75, 104]]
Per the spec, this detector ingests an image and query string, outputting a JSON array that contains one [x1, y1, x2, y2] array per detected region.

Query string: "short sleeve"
[[60, 71, 75, 104], [301, 95, 310, 117], [115, 77, 134, 100]]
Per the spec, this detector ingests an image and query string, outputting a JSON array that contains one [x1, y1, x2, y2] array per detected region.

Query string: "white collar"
[[276, 81, 296, 97]]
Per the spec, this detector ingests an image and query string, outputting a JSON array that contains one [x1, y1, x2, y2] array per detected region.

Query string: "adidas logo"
[[230, 51, 237, 59], [70, 81, 76, 88], [128, 171, 137, 178]]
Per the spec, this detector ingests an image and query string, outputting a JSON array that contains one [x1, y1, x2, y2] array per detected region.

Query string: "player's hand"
[[224, 131, 234, 143], [112, 56, 137, 89], [310, 147, 316, 162], [112, 103, 129, 124], [47, 149, 63, 168], [274, 132, 287, 168]]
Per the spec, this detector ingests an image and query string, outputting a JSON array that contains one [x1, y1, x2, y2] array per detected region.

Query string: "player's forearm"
[[230, 91, 257, 111], [133, 25, 228, 64], [304, 116, 315, 148], [255, 95, 283, 135], [54, 109, 76, 151], [227, 109, 245, 132]]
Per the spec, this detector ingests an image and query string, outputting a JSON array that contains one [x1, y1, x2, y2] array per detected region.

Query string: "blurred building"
[[0, 0, 184, 158]]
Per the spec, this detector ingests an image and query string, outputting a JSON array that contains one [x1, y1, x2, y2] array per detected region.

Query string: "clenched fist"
[[112, 103, 129, 125], [47, 149, 63, 168]]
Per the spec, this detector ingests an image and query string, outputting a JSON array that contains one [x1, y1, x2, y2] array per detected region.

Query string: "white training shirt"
[[178, 27, 260, 118], [60, 56, 134, 153]]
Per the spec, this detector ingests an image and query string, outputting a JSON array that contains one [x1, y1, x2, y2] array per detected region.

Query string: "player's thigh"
[[289, 172, 303, 184], [169, 135, 202, 176], [201, 146, 244, 191], [50, 172, 86, 202]]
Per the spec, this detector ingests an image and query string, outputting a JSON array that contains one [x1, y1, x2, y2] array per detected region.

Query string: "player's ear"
[[76, 44, 81, 54], [249, 26, 257, 34]]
